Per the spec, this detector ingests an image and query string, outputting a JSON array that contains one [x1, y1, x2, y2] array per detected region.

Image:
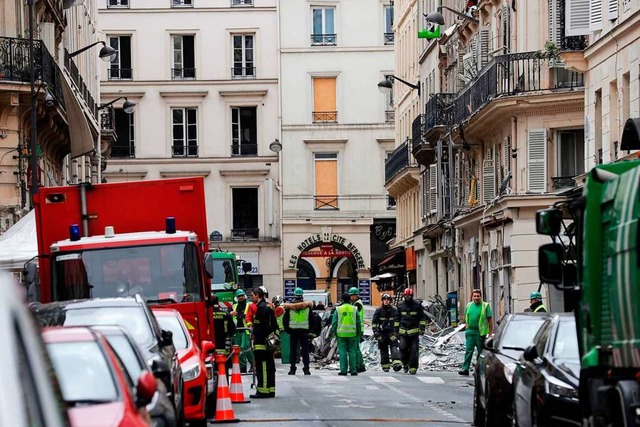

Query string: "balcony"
[[172, 145, 198, 157], [311, 34, 336, 46], [412, 94, 455, 165], [385, 140, 415, 184], [171, 68, 196, 79], [108, 68, 132, 80], [231, 143, 257, 156], [313, 111, 337, 123], [64, 49, 97, 116], [552, 176, 577, 191], [231, 228, 259, 240], [231, 67, 256, 80], [452, 51, 584, 125], [384, 33, 394, 45]]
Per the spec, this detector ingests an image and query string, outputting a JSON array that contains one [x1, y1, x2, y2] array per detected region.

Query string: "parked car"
[[42, 326, 157, 427], [152, 308, 213, 427], [513, 313, 581, 427], [91, 325, 177, 427], [473, 312, 550, 427], [0, 272, 69, 427], [31, 295, 184, 424]]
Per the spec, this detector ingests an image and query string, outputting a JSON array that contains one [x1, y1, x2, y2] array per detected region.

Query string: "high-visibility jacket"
[[532, 302, 547, 313], [289, 307, 310, 330], [333, 303, 359, 338], [352, 298, 365, 335], [465, 301, 491, 336], [233, 301, 250, 331]]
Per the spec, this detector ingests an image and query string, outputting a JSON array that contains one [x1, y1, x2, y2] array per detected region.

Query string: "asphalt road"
[[224, 361, 474, 426]]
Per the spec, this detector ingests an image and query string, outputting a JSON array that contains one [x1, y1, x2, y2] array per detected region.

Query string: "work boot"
[[338, 372, 347, 376], [458, 370, 469, 376], [303, 367, 311, 375], [382, 368, 390, 372], [351, 372, 358, 376], [403, 366, 409, 374], [392, 364, 402, 372], [357, 366, 366, 373], [288, 367, 296, 375], [409, 368, 417, 375]]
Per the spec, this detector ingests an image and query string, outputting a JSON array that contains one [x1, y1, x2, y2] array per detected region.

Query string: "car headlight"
[[546, 380, 578, 400], [182, 358, 202, 382], [503, 363, 516, 384]]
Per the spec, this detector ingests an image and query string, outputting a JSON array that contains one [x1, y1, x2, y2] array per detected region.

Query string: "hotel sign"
[[289, 232, 365, 270]]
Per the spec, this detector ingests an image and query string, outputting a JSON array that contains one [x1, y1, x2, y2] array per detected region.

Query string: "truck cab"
[[205, 251, 239, 310]]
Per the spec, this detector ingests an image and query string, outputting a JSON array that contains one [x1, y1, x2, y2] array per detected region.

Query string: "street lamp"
[[269, 138, 282, 153], [98, 97, 136, 114], [69, 41, 117, 62], [377, 75, 420, 96], [425, 5, 479, 26]]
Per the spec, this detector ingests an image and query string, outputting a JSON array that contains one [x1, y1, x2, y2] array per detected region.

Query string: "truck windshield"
[[211, 258, 236, 290], [51, 242, 203, 303]]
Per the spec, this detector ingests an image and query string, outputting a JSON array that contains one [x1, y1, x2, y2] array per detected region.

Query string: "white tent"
[[0, 210, 37, 270]]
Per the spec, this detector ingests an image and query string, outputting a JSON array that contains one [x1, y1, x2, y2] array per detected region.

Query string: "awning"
[[370, 272, 397, 281], [61, 71, 95, 159], [0, 210, 37, 270], [377, 249, 405, 271]]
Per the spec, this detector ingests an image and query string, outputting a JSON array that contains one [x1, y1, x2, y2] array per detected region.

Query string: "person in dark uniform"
[[250, 287, 277, 398], [211, 295, 236, 355]]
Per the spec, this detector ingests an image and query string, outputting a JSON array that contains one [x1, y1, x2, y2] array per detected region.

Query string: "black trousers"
[[254, 348, 276, 395], [399, 335, 420, 369], [378, 335, 401, 368], [289, 331, 310, 369]]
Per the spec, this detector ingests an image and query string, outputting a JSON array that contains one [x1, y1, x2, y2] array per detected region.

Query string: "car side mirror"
[[151, 359, 170, 377], [160, 329, 173, 347], [523, 345, 539, 363], [484, 337, 495, 351], [201, 340, 215, 362], [136, 371, 157, 407]]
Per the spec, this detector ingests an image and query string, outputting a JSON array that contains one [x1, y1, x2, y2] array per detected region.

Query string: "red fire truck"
[[33, 178, 213, 344]]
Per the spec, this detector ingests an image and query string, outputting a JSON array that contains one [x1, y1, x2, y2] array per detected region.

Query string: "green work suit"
[[461, 301, 492, 372], [332, 303, 362, 375], [352, 299, 365, 371], [232, 301, 254, 371]]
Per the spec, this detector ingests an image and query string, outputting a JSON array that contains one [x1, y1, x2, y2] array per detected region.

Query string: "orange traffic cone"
[[229, 345, 250, 404], [211, 354, 240, 423]]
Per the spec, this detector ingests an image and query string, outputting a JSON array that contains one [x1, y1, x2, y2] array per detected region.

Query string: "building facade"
[[280, 0, 395, 305], [98, 0, 282, 292], [0, 0, 101, 228]]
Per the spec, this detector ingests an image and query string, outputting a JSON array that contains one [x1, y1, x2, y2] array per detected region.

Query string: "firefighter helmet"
[[403, 288, 414, 297], [272, 295, 284, 306], [381, 293, 392, 300]]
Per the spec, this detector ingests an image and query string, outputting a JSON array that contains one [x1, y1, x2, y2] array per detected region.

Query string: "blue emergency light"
[[69, 224, 81, 241], [166, 217, 176, 234]]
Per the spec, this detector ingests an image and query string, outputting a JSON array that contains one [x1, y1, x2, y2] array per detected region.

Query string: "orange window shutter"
[[314, 158, 338, 208], [313, 77, 336, 112]]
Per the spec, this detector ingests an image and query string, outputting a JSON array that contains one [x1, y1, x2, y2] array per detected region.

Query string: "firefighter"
[[283, 288, 313, 375], [230, 289, 253, 373], [211, 295, 236, 356], [529, 291, 547, 312], [349, 287, 366, 373], [372, 293, 402, 372], [395, 288, 426, 374], [332, 292, 362, 375], [250, 287, 277, 398]]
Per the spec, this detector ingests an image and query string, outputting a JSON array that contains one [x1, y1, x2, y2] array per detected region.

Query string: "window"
[[107, 36, 132, 80], [556, 129, 585, 177], [231, 107, 257, 156], [231, 0, 253, 6], [111, 108, 135, 158], [232, 188, 259, 239], [172, 107, 198, 157], [232, 35, 255, 79], [384, 5, 394, 44], [312, 77, 337, 123], [311, 7, 336, 45], [172, 0, 193, 7], [107, 0, 129, 8], [171, 35, 195, 79], [314, 153, 338, 209]]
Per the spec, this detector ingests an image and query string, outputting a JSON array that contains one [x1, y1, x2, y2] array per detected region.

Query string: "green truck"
[[536, 119, 640, 427], [205, 251, 240, 310]]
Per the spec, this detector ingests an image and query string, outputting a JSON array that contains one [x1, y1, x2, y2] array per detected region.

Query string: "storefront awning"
[[61, 71, 96, 159], [377, 248, 405, 271]]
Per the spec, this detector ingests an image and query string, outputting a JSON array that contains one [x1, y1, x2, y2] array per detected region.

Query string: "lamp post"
[[377, 75, 420, 96], [425, 5, 479, 26], [68, 40, 117, 62], [28, 0, 38, 209]]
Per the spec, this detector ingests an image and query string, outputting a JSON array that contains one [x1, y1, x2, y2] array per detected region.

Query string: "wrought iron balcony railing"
[[231, 0, 253, 5], [412, 114, 426, 150], [99, 106, 115, 131], [313, 111, 337, 123], [311, 34, 337, 46], [314, 195, 339, 210], [231, 143, 258, 156], [452, 51, 584, 125], [425, 93, 455, 129], [231, 67, 256, 79], [385, 110, 395, 123], [552, 176, 577, 190], [172, 144, 198, 157], [171, 68, 196, 79], [384, 33, 394, 45], [385, 140, 416, 184], [108, 68, 133, 80], [172, 0, 193, 7], [231, 228, 259, 240], [64, 49, 97, 117], [0, 37, 65, 109], [107, 0, 129, 8]]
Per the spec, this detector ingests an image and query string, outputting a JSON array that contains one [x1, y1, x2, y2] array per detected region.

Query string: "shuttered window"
[[566, 0, 590, 36], [314, 153, 338, 209], [429, 164, 437, 214], [608, 0, 618, 19], [312, 77, 337, 122], [527, 129, 547, 193], [502, 5, 510, 54], [483, 148, 495, 203], [589, 0, 603, 31], [476, 28, 491, 70]]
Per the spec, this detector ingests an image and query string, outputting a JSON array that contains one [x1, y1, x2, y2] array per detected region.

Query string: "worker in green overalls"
[[231, 289, 253, 373], [459, 288, 493, 376], [349, 287, 366, 373], [332, 292, 362, 375]]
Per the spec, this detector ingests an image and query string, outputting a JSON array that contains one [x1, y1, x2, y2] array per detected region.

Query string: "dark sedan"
[[473, 312, 550, 427], [513, 313, 581, 427]]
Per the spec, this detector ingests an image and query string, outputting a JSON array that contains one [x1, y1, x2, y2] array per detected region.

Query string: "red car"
[[152, 308, 212, 426], [43, 327, 157, 427]]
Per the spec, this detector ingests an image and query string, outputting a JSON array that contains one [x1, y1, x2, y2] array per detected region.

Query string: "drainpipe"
[[511, 116, 518, 192], [79, 182, 91, 237]]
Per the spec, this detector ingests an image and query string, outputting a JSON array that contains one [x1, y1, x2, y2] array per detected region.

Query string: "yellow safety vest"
[[337, 304, 357, 338]]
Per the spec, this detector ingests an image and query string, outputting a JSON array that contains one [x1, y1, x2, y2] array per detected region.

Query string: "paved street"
[[230, 362, 474, 426]]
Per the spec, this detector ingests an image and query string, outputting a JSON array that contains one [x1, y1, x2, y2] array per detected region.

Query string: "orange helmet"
[[403, 288, 414, 297]]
